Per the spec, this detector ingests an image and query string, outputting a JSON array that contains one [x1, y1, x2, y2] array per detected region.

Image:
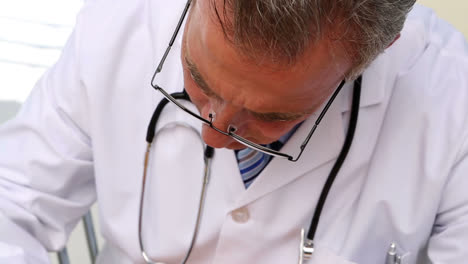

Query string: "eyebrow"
[[185, 55, 223, 101], [184, 54, 311, 122]]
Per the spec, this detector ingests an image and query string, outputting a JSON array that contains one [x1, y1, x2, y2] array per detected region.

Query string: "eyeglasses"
[[150, 0, 346, 162]]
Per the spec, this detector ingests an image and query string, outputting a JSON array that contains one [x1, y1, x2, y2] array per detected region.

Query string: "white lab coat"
[[1, 0, 468, 263]]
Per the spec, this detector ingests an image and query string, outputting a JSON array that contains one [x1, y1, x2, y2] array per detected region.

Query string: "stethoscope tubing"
[[299, 76, 361, 262], [144, 76, 362, 263], [141, 90, 215, 264]]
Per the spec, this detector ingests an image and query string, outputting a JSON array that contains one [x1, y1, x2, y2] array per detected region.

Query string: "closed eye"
[[249, 111, 306, 122]]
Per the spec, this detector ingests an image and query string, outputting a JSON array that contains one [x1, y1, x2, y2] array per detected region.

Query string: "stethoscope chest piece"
[[298, 228, 314, 264]]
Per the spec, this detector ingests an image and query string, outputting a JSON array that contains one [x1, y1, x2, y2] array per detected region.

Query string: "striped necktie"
[[235, 125, 296, 188], [236, 147, 272, 188]]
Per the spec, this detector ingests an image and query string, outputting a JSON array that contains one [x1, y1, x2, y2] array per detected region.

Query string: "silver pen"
[[386, 243, 397, 264]]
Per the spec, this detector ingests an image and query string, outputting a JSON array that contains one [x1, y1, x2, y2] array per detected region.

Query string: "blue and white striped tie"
[[235, 124, 299, 188], [236, 148, 272, 188]]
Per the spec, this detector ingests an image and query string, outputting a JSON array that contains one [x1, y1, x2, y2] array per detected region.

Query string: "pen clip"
[[386, 242, 403, 264]]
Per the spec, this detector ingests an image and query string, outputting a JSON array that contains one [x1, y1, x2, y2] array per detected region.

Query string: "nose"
[[200, 102, 243, 148]]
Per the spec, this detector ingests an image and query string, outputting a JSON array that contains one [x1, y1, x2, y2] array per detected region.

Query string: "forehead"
[[184, 0, 350, 112]]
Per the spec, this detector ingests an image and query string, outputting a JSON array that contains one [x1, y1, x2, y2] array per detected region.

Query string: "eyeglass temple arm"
[[151, 0, 192, 87], [291, 80, 346, 162]]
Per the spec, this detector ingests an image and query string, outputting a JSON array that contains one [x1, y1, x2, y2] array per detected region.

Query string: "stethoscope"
[[139, 76, 362, 263]]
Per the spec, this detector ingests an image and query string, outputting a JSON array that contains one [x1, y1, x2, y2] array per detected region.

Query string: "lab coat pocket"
[[309, 243, 357, 264]]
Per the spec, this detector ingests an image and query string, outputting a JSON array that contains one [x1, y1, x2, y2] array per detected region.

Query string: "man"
[[1, 0, 468, 263]]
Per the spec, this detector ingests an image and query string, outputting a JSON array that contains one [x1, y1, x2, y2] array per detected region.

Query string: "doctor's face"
[[181, 0, 352, 149]]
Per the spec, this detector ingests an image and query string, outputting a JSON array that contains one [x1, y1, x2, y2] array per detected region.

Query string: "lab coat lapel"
[[237, 92, 346, 206]]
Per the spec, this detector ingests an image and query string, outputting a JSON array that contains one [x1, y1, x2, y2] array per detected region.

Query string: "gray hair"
[[210, 0, 416, 80]]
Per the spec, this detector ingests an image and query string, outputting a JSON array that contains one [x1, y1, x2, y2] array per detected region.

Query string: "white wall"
[[418, 0, 468, 37]]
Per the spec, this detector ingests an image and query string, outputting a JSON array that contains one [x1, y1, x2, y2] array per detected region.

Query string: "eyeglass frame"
[[150, 0, 346, 162]]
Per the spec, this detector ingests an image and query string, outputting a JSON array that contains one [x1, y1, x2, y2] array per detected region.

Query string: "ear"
[[386, 33, 401, 49]]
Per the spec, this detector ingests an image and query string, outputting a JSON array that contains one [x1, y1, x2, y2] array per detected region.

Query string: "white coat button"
[[231, 207, 250, 223]]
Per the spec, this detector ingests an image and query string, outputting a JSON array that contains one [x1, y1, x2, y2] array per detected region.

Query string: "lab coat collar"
[[340, 57, 388, 113]]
